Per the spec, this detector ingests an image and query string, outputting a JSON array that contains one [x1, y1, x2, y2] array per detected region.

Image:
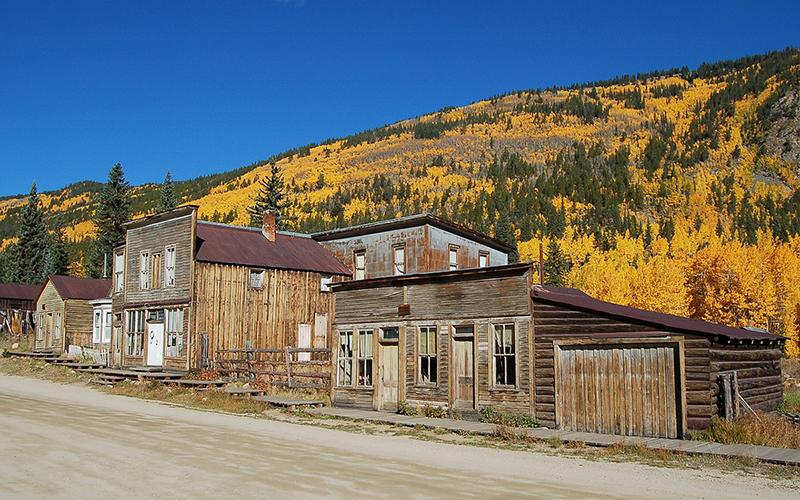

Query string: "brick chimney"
[[262, 210, 277, 242]]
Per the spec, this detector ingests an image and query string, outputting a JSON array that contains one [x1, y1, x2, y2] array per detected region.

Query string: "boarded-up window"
[[140, 252, 150, 290], [53, 312, 62, 340], [393, 245, 405, 275], [354, 250, 366, 280], [165, 246, 176, 287], [250, 269, 264, 288], [298, 324, 311, 361], [165, 308, 184, 358], [338, 331, 353, 386], [479, 252, 489, 268], [418, 326, 437, 384], [151, 253, 162, 289], [493, 324, 516, 387], [449, 246, 459, 270], [126, 310, 146, 356], [114, 252, 125, 293], [358, 329, 373, 386]]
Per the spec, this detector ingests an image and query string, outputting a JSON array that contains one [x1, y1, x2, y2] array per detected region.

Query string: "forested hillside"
[[1, 48, 799, 355]]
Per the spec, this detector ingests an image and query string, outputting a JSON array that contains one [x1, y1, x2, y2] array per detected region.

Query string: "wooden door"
[[146, 323, 165, 366], [556, 345, 680, 438], [378, 344, 398, 411], [453, 338, 474, 409]]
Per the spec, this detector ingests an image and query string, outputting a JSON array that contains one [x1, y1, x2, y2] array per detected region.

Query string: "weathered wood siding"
[[192, 262, 335, 370], [533, 301, 711, 433], [35, 282, 65, 351], [64, 299, 93, 348], [709, 343, 783, 413]]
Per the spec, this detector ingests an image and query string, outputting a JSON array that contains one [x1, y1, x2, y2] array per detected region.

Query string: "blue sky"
[[0, 1, 797, 197]]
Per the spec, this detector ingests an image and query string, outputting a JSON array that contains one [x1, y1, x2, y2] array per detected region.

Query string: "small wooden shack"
[[0, 282, 40, 340], [35, 275, 112, 353], [331, 264, 785, 438]]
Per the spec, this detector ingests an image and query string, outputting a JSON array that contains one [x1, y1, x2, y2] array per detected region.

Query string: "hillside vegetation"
[[1, 48, 799, 355]]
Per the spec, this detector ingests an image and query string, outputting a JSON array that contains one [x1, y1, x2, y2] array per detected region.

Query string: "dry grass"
[[107, 380, 271, 415], [698, 413, 800, 449]]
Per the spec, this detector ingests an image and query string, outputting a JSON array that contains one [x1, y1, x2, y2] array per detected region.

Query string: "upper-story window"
[[449, 246, 459, 271], [354, 250, 366, 280], [393, 245, 406, 275], [140, 252, 150, 290], [250, 269, 265, 288], [479, 251, 489, 268], [151, 253, 163, 289], [114, 252, 124, 293], [165, 246, 176, 287]]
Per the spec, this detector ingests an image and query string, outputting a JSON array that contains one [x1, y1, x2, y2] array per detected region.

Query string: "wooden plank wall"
[[709, 342, 783, 413], [35, 282, 64, 350], [64, 299, 93, 349], [533, 302, 713, 430], [191, 262, 335, 370]]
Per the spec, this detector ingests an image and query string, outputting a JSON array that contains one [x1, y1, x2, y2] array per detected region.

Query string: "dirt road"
[[0, 375, 795, 499]]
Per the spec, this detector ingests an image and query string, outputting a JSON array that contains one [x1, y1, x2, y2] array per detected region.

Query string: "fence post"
[[285, 346, 293, 389], [245, 341, 254, 380], [732, 371, 740, 417], [200, 333, 209, 370], [720, 373, 733, 421]]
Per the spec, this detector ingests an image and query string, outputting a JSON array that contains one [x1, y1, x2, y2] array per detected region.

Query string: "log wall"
[[709, 342, 783, 413]]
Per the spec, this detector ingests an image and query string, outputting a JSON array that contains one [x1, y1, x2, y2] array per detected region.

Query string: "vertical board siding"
[[64, 300, 93, 348], [192, 262, 335, 370]]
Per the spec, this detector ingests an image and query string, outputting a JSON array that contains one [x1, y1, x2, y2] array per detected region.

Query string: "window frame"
[[379, 326, 400, 343], [479, 251, 490, 268], [165, 308, 184, 358], [151, 252, 163, 289], [165, 246, 176, 288], [53, 312, 62, 340], [103, 311, 112, 343], [126, 310, 146, 356], [417, 325, 438, 385], [140, 251, 150, 290], [448, 245, 459, 271], [354, 250, 366, 280], [93, 311, 102, 344], [249, 269, 265, 289], [114, 252, 125, 293], [337, 330, 354, 387], [491, 323, 517, 389], [357, 329, 374, 387], [392, 244, 406, 275]]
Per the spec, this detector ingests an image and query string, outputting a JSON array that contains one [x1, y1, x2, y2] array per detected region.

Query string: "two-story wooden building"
[[110, 206, 351, 371]]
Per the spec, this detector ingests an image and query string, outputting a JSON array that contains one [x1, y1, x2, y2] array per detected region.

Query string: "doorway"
[[146, 323, 164, 366], [453, 337, 475, 409]]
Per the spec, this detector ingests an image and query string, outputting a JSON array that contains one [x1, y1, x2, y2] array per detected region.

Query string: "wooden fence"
[[214, 346, 331, 390]]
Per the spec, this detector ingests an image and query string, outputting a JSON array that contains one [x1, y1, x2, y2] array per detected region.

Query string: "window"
[[151, 253, 162, 289], [93, 311, 102, 344], [165, 246, 176, 287], [380, 327, 399, 342], [479, 251, 489, 268], [418, 326, 437, 384], [493, 324, 516, 387], [449, 246, 459, 270], [354, 250, 366, 280], [165, 308, 184, 358], [140, 252, 150, 290], [103, 311, 112, 343], [453, 325, 474, 338], [53, 312, 62, 340], [126, 310, 146, 356], [114, 252, 125, 293], [320, 275, 333, 292], [393, 245, 406, 275], [338, 331, 353, 386], [37, 314, 44, 341], [250, 269, 264, 288], [358, 329, 374, 386]]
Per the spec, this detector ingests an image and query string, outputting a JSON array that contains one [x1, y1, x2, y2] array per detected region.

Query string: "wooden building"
[[111, 206, 351, 371], [0, 282, 39, 340], [34, 275, 111, 353], [331, 264, 785, 438], [313, 213, 514, 280]]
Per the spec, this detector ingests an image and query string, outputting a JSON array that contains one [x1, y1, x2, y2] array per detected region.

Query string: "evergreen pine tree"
[[86, 163, 131, 278], [248, 163, 294, 230], [543, 240, 569, 286], [44, 217, 70, 277], [10, 182, 50, 284], [157, 170, 177, 212], [493, 215, 519, 263]]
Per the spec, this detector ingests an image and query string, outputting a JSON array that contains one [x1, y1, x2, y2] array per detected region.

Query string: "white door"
[[146, 323, 165, 366], [298, 324, 312, 361]]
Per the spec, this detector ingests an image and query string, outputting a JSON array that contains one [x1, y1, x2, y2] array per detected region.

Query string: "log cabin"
[[0, 282, 39, 341], [110, 205, 351, 371], [34, 275, 111, 353], [330, 263, 785, 438]]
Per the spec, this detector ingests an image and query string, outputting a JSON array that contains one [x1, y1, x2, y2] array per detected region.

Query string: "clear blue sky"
[[1, 0, 796, 197]]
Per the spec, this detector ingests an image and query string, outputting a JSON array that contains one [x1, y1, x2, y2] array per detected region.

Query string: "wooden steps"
[[251, 396, 325, 409]]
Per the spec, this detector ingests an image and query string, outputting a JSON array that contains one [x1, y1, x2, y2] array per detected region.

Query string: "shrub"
[[1, 349, 10, 358], [480, 405, 540, 428], [698, 413, 800, 449], [397, 400, 417, 416], [421, 404, 448, 419]]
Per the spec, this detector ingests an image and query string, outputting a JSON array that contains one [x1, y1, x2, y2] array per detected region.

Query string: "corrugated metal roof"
[[532, 285, 784, 343], [47, 275, 111, 301], [311, 213, 516, 253], [195, 222, 352, 275], [0, 283, 41, 301]]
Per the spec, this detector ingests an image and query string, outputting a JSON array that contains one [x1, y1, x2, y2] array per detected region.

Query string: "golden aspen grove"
[[1, 49, 799, 356]]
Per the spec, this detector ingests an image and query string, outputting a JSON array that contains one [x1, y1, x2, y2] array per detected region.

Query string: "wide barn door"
[[555, 344, 680, 438]]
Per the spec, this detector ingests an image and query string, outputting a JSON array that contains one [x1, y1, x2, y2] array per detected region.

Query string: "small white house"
[[88, 296, 112, 364]]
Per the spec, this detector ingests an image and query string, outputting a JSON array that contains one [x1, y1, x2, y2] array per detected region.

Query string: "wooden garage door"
[[555, 344, 680, 438]]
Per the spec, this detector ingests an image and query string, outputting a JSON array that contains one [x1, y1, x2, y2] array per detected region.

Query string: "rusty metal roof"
[[311, 213, 516, 253], [195, 222, 351, 275], [532, 285, 784, 343], [45, 275, 112, 301], [0, 283, 41, 301]]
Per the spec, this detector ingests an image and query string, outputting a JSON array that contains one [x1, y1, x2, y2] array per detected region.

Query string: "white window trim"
[[140, 251, 150, 290], [249, 269, 265, 288], [393, 245, 406, 275], [354, 250, 366, 280], [114, 252, 125, 293], [165, 246, 176, 288]]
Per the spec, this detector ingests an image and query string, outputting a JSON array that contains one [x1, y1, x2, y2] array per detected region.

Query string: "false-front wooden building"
[[331, 263, 785, 438], [313, 213, 513, 280], [110, 206, 351, 371], [0, 282, 39, 339], [34, 275, 111, 353]]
